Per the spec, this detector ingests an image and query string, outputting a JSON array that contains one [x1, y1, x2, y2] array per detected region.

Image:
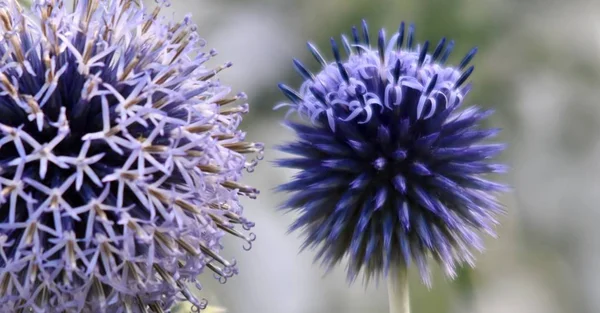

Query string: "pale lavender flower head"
[[276, 21, 507, 284], [0, 0, 263, 312]]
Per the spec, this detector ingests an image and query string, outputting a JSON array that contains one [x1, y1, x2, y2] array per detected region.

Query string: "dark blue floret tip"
[[352, 26, 361, 48], [456, 65, 475, 88], [279, 83, 303, 103], [432, 37, 446, 61], [307, 42, 327, 66], [407, 23, 416, 49], [378, 29, 386, 62], [440, 40, 455, 63], [418, 40, 430, 66], [397, 22, 406, 50], [293, 59, 314, 81], [460, 47, 479, 69], [362, 19, 370, 46], [341, 35, 353, 56]]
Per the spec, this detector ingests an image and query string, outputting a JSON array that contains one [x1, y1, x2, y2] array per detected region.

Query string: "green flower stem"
[[387, 267, 410, 313]]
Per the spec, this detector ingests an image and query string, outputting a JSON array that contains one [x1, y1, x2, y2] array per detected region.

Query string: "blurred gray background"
[[152, 0, 600, 312]]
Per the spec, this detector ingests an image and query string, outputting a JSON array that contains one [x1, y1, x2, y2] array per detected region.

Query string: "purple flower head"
[[275, 21, 507, 285], [0, 0, 263, 312]]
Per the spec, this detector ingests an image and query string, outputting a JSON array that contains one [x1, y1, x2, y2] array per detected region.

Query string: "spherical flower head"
[[0, 0, 263, 312], [276, 21, 507, 285]]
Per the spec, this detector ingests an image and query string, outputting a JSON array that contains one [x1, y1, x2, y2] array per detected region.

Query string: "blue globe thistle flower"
[[0, 0, 263, 312], [275, 21, 507, 285]]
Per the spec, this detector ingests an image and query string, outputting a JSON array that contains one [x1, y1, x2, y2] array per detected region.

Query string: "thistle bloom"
[[0, 0, 262, 312], [276, 21, 506, 284]]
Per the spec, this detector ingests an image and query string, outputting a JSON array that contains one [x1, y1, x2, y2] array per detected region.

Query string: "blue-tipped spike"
[[351, 26, 361, 46], [292, 59, 314, 81], [330, 37, 342, 63], [431, 38, 446, 61], [417, 40, 429, 67], [330, 38, 350, 83], [337, 62, 350, 83], [309, 86, 328, 105], [439, 40, 454, 63], [459, 47, 478, 69], [407, 23, 415, 49], [455, 66, 474, 88], [396, 21, 405, 50], [393, 59, 401, 83], [377, 29, 386, 62], [307, 42, 327, 67], [361, 19, 370, 46], [425, 74, 438, 95], [341, 35, 352, 56], [278, 83, 303, 103]]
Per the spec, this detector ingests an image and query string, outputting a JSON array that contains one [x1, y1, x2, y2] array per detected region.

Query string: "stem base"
[[387, 267, 410, 313]]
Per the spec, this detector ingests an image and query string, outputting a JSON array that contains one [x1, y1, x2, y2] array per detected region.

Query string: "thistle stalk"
[[387, 267, 410, 313]]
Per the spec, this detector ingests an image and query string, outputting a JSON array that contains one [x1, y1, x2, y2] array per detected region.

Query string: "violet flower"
[[276, 21, 507, 287], [0, 0, 262, 312]]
